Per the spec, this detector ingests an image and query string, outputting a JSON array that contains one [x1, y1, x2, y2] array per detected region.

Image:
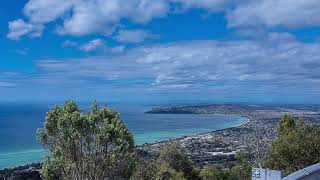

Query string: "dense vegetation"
[[132, 143, 251, 180], [132, 143, 200, 180], [199, 152, 252, 180], [263, 114, 320, 175], [37, 101, 320, 180], [37, 101, 135, 180]]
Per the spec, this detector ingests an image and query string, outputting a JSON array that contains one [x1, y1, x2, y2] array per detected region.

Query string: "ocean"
[[0, 102, 247, 169]]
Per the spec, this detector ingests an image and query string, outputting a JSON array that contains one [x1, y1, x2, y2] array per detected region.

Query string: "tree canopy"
[[37, 101, 135, 180], [156, 143, 200, 180], [200, 151, 252, 180], [132, 143, 200, 180], [264, 115, 320, 175]]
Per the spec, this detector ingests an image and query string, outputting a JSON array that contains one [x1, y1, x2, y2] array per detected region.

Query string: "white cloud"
[[227, 0, 320, 28], [55, 0, 121, 36], [23, 0, 76, 23], [27, 39, 320, 95], [129, 0, 169, 23], [115, 29, 156, 43], [61, 40, 78, 48], [23, 0, 168, 37], [9, 0, 320, 39], [110, 46, 126, 53], [62, 39, 126, 53], [7, 19, 43, 40], [171, 0, 232, 11], [11, 48, 30, 55], [267, 32, 296, 43], [79, 39, 105, 52]]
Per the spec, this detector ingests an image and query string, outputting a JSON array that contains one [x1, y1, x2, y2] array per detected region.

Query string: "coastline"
[[0, 113, 247, 170], [139, 114, 250, 146], [0, 149, 44, 168], [139, 104, 320, 167], [2, 104, 320, 178]]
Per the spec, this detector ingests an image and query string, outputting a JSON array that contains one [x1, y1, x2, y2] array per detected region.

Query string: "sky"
[[1, 0, 320, 104]]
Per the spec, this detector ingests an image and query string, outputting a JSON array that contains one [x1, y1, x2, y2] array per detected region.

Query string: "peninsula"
[[1, 104, 320, 179], [139, 104, 320, 167]]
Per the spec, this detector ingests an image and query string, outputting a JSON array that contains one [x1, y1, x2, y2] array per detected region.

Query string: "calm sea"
[[0, 102, 247, 169]]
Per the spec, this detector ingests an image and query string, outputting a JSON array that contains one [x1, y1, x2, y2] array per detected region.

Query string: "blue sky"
[[1, 0, 320, 104]]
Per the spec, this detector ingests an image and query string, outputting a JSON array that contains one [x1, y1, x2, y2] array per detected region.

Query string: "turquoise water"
[[0, 103, 247, 169]]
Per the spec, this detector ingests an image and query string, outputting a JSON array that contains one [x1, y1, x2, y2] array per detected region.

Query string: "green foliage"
[[278, 114, 296, 137], [132, 143, 200, 180], [229, 152, 252, 180], [38, 100, 136, 180], [156, 143, 200, 180], [131, 159, 158, 180], [132, 145, 253, 180], [264, 114, 320, 175], [200, 152, 251, 180], [156, 162, 186, 180], [200, 165, 230, 180], [40, 157, 63, 180], [297, 116, 305, 128]]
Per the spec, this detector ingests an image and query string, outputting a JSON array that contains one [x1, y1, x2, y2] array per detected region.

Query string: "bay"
[[0, 102, 247, 169]]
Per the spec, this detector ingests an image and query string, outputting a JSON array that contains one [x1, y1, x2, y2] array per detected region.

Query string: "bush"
[[37, 101, 136, 180], [264, 115, 320, 175], [200, 152, 251, 180], [132, 143, 200, 180], [131, 159, 158, 180], [156, 162, 186, 180], [229, 152, 252, 180], [200, 165, 230, 180], [156, 143, 200, 180]]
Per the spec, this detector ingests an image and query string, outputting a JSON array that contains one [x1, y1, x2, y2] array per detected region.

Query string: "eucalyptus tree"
[[264, 115, 320, 175], [37, 101, 135, 180]]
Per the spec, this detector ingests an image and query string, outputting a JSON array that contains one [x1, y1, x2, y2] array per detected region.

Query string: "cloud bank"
[[5, 0, 320, 102], [3, 37, 318, 101], [8, 0, 320, 39]]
